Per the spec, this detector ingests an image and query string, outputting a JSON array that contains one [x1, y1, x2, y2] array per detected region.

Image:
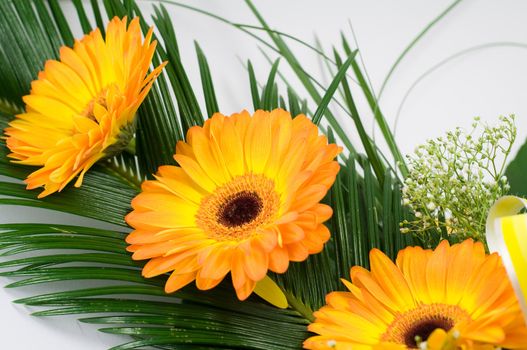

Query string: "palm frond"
[[0, 0, 64, 108], [0, 0, 423, 349], [0, 145, 137, 227], [0, 0, 314, 348], [0, 223, 309, 350]]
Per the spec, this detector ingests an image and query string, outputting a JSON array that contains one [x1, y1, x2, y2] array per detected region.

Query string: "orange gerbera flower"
[[304, 239, 527, 350], [4, 17, 165, 198], [126, 109, 341, 300]]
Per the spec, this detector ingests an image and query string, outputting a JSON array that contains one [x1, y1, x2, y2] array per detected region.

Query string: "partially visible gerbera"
[[126, 109, 341, 300], [4, 17, 166, 198], [424, 328, 493, 350], [304, 239, 527, 349]]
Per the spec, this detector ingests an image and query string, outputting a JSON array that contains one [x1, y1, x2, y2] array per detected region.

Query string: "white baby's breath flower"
[[400, 115, 516, 244]]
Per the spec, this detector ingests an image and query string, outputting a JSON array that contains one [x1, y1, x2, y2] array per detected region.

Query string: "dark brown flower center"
[[196, 175, 279, 241], [404, 317, 454, 348], [381, 304, 469, 348], [217, 191, 263, 227]]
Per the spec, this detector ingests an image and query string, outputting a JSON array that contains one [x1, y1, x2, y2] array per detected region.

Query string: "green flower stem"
[[125, 138, 136, 155], [279, 285, 315, 323]]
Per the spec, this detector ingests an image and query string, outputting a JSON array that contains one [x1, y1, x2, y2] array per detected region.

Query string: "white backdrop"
[[1, 0, 527, 348]]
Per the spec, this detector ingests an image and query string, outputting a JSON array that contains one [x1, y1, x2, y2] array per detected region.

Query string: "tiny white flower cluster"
[[400, 115, 516, 244]]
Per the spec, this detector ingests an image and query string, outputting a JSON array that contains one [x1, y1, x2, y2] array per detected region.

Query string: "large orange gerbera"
[[304, 239, 527, 350], [4, 17, 165, 198], [126, 109, 341, 300]]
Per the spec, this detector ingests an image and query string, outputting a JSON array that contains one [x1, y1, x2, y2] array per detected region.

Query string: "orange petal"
[[268, 246, 289, 273], [242, 241, 269, 281], [165, 271, 197, 293], [370, 249, 415, 311], [235, 279, 256, 301], [286, 242, 309, 262]]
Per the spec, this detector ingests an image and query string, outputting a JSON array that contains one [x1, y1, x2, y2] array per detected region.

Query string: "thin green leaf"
[[244, 0, 356, 154], [377, 0, 464, 100], [341, 35, 408, 177], [248, 60, 261, 110], [195, 42, 219, 117], [329, 163, 351, 278], [312, 52, 356, 125], [362, 159, 379, 254], [334, 49, 385, 184], [347, 154, 367, 267], [261, 59, 280, 110], [287, 88, 301, 116]]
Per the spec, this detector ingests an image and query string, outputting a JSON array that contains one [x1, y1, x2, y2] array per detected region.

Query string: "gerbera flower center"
[[81, 88, 108, 122], [404, 317, 453, 347], [381, 304, 470, 348], [79, 85, 136, 159], [196, 174, 280, 241], [217, 191, 263, 227]]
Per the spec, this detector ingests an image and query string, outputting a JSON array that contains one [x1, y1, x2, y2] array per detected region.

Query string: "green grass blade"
[[261, 59, 280, 110], [377, 0, 463, 100], [312, 52, 356, 125], [287, 88, 301, 116], [247, 60, 261, 110], [334, 50, 385, 183], [328, 152, 351, 278], [382, 172, 395, 258], [195, 42, 219, 117], [244, 0, 355, 152], [256, 48, 357, 153], [341, 35, 408, 177], [362, 159, 379, 254], [347, 155, 367, 267]]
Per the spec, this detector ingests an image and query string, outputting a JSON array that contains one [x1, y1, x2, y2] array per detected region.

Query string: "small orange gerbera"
[[4, 17, 165, 198], [126, 109, 341, 300], [304, 239, 527, 350]]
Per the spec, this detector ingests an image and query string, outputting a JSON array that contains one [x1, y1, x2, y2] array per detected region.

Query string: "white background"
[[1, 0, 527, 348]]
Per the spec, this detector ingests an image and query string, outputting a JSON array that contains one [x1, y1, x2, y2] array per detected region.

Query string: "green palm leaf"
[[0, 225, 308, 350], [0, 1, 312, 348], [0, 0, 422, 349]]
